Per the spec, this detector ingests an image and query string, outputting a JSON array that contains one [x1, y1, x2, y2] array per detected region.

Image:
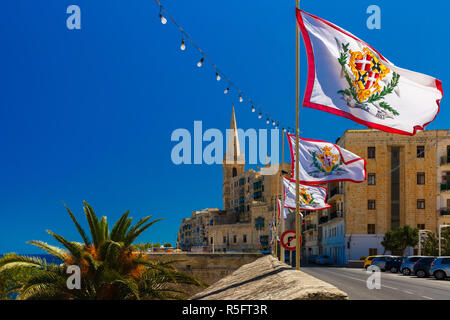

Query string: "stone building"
[[177, 208, 223, 252], [304, 129, 450, 264], [177, 107, 290, 253]]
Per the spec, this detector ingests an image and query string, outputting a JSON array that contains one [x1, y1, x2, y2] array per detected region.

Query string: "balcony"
[[329, 187, 343, 199], [440, 184, 450, 192], [330, 211, 343, 220], [441, 210, 450, 216], [305, 224, 317, 231], [319, 216, 329, 224]]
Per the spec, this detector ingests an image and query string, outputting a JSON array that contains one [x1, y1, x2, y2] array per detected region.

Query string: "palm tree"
[[0, 201, 204, 300]]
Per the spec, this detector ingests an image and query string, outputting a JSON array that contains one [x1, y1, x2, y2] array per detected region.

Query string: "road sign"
[[281, 230, 301, 251]]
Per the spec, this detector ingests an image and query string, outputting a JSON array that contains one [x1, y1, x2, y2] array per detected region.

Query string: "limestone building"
[[304, 129, 450, 264]]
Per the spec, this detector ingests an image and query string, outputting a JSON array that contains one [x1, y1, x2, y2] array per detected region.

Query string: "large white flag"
[[287, 134, 366, 183], [283, 177, 331, 211], [296, 9, 443, 136]]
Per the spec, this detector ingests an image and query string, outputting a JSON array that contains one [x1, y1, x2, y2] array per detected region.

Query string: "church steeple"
[[224, 106, 244, 164], [222, 107, 245, 210]]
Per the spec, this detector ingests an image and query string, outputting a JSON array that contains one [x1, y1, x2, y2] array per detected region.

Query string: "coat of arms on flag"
[[287, 134, 366, 183], [296, 9, 443, 135], [283, 177, 331, 211]]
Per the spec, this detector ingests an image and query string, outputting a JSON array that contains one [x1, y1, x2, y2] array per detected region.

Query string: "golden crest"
[[316, 146, 339, 173], [348, 48, 390, 102], [299, 187, 313, 205]]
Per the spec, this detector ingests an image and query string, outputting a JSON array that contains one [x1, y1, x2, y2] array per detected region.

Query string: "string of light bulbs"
[[154, 0, 295, 134]]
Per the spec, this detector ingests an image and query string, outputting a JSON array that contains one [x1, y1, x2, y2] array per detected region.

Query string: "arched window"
[[232, 167, 237, 177]]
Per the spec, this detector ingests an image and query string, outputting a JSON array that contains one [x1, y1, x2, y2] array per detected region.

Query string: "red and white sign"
[[281, 230, 301, 251]]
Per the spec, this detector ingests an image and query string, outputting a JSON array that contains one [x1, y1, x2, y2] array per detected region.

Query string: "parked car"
[[413, 257, 437, 278], [370, 255, 394, 271], [430, 257, 450, 280], [384, 256, 405, 273], [400, 256, 426, 276], [315, 254, 334, 265], [364, 256, 378, 269], [307, 255, 318, 264]]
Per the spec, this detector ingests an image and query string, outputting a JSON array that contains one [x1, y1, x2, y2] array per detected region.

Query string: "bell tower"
[[222, 106, 245, 210]]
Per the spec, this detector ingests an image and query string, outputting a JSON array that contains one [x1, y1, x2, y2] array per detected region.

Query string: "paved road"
[[301, 266, 450, 300]]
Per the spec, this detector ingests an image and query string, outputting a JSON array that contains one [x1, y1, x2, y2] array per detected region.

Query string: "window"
[[417, 146, 425, 158], [417, 199, 425, 209], [368, 224, 376, 234], [232, 167, 237, 177], [255, 217, 265, 229], [417, 172, 425, 185], [243, 234, 247, 243], [368, 147, 376, 159], [368, 200, 376, 210], [368, 173, 376, 185], [233, 235, 237, 243], [223, 236, 227, 244], [442, 258, 450, 264], [417, 224, 425, 230], [369, 248, 378, 256], [210, 237, 213, 244]]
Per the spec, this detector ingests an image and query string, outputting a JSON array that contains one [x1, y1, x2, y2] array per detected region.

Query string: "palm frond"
[[46, 230, 83, 261], [64, 202, 91, 246], [26, 240, 67, 261]]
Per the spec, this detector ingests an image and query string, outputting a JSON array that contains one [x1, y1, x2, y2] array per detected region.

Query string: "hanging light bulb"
[[197, 57, 204, 67], [224, 88, 229, 94], [251, 105, 255, 113], [180, 39, 186, 51], [159, 13, 167, 24], [266, 118, 270, 124], [275, 123, 279, 129], [282, 128, 285, 133], [258, 113, 262, 119], [239, 95, 243, 103], [272, 120, 276, 126], [216, 72, 221, 81]]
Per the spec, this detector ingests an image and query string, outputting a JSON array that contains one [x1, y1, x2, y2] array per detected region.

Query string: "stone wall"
[[145, 252, 263, 296], [191, 255, 348, 300]]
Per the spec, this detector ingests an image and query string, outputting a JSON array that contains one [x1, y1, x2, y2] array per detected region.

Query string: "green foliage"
[[0, 201, 204, 300], [0, 254, 44, 300], [381, 225, 419, 255], [163, 243, 172, 248], [421, 229, 450, 256]]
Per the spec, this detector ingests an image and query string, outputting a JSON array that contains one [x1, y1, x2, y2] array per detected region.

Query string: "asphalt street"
[[301, 266, 450, 300]]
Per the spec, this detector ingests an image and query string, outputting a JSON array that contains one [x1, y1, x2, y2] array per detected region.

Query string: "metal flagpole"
[[280, 134, 285, 263], [295, 0, 301, 270]]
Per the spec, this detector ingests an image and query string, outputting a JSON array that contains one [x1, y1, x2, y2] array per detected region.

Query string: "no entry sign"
[[281, 230, 301, 251]]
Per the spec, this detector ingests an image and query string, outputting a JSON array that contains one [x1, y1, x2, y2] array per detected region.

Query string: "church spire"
[[224, 106, 244, 163]]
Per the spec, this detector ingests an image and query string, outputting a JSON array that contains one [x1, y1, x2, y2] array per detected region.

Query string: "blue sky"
[[0, 0, 448, 253]]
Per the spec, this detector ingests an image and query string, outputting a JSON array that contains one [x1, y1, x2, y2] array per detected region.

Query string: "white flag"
[[283, 177, 331, 211], [287, 134, 366, 183], [277, 199, 289, 220], [296, 9, 443, 136]]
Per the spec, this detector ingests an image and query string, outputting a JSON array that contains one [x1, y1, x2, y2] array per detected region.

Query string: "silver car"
[[430, 257, 450, 280], [400, 256, 427, 276]]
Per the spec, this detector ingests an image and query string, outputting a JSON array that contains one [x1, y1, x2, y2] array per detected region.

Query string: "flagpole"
[[280, 134, 285, 263], [295, 0, 301, 270]]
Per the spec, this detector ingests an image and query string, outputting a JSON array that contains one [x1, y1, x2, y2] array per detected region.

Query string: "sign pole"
[[295, 0, 301, 270]]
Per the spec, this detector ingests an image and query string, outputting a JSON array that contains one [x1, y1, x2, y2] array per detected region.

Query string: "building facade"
[[321, 129, 450, 263]]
